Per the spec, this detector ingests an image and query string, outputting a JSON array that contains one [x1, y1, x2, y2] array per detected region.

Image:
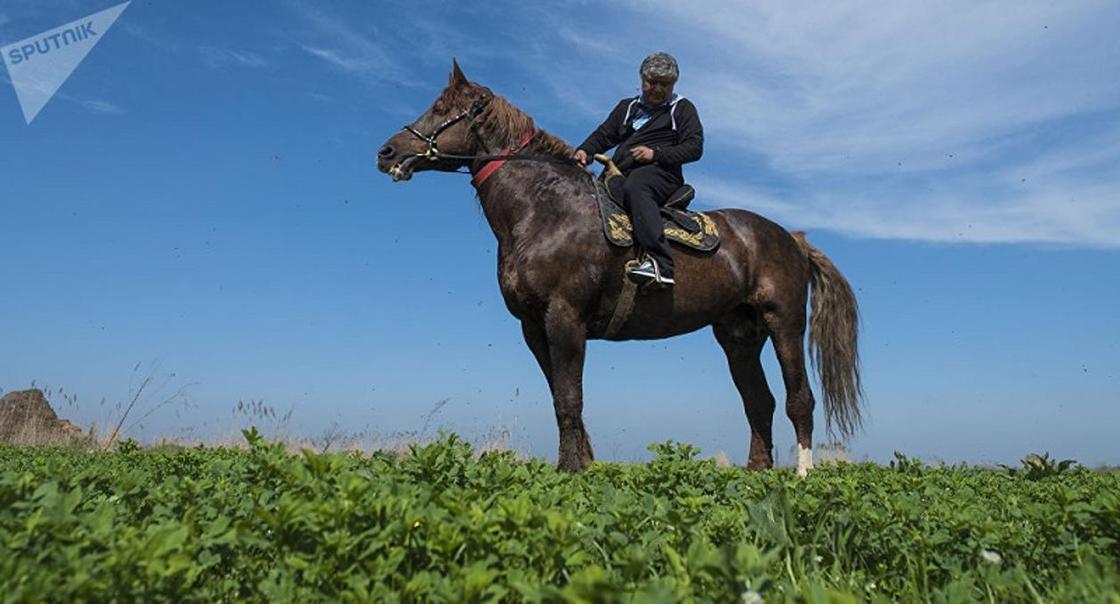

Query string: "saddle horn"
[[593, 153, 622, 179]]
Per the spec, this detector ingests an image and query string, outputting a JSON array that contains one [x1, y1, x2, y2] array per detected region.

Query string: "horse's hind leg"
[[763, 306, 816, 477], [714, 318, 776, 470]]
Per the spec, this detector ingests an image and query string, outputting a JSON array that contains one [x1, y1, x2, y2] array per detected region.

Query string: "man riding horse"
[[376, 60, 862, 477], [572, 52, 703, 287]]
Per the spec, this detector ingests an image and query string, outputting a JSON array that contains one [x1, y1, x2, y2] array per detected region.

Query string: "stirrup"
[[626, 256, 674, 287]]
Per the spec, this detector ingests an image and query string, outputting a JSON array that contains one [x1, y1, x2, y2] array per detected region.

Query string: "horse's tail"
[[791, 231, 863, 439]]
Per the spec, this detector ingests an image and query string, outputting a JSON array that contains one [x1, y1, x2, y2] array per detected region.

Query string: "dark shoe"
[[627, 259, 657, 281]]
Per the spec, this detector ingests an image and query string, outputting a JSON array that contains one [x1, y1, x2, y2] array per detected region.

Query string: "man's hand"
[[572, 149, 589, 167], [630, 145, 655, 163]]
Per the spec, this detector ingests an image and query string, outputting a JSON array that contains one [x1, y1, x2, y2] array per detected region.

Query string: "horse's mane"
[[435, 83, 574, 159]]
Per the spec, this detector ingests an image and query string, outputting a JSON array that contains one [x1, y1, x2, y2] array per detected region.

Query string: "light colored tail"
[[792, 232, 863, 439]]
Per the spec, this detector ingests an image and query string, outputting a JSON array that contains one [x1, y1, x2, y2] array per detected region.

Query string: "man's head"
[[639, 52, 678, 106]]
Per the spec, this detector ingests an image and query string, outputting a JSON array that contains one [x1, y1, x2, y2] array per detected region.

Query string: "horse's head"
[[377, 60, 494, 182]]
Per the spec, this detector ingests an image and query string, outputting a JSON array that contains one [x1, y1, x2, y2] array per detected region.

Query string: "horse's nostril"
[[378, 145, 395, 159]]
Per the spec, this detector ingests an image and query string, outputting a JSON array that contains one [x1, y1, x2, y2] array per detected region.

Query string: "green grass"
[[1, 432, 1118, 602]]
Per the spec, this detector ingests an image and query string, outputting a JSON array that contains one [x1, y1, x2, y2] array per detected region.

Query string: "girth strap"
[[604, 259, 641, 338]]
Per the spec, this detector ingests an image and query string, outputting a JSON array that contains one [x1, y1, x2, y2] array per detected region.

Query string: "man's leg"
[[623, 165, 681, 278]]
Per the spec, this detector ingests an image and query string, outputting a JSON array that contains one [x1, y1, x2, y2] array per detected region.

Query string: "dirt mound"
[[0, 389, 84, 445]]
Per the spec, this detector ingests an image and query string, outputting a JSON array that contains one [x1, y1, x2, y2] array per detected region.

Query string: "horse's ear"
[[450, 59, 468, 87]]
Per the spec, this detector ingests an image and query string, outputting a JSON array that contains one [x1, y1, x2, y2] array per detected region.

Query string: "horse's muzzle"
[[385, 156, 419, 181], [375, 144, 413, 181]]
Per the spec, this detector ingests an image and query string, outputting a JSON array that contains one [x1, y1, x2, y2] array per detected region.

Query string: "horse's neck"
[[474, 166, 541, 246], [474, 163, 591, 249]]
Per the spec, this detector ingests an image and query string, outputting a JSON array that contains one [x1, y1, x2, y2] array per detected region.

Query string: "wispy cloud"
[[121, 24, 271, 72], [119, 22, 162, 47], [284, 3, 615, 121], [0, 13, 11, 28], [288, 3, 420, 88], [0, 53, 124, 119], [657, 3, 1118, 173], [198, 46, 268, 70], [300, 46, 368, 73], [697, 171, 1120, 248], [49, 90, 126, 116], [78, 98, 125, 115]]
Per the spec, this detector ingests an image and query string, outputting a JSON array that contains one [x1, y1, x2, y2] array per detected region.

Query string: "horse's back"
[[706, 207, 805, 258]]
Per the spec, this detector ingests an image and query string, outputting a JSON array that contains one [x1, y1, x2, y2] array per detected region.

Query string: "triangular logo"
[[2, 2, 130, 124]]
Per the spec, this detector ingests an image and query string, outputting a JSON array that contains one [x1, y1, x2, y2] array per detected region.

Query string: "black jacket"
[[576, 95, 704, 178]]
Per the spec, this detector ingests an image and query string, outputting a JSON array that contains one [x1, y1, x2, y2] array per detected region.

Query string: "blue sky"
[[1, 1, 1117, 466]]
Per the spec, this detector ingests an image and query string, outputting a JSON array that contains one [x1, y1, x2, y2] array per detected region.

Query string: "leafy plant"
[[1001, 451, 1080, 480]]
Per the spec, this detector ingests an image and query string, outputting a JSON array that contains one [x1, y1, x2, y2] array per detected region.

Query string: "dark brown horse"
[[376, 61, 862, 476]]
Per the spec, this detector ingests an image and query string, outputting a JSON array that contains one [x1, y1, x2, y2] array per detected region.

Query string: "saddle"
[[593, 155, 720, 252]]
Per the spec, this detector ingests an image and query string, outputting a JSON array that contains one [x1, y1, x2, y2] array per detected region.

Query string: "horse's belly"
[[595, 291, 744, 341], [603, 317, 713, 341]]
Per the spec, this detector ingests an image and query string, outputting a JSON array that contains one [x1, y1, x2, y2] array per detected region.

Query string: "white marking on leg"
[[797, 444, 813, 477]]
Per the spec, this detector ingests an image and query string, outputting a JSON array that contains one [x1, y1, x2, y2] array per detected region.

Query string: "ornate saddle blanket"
[[594, 179, 720, 252]]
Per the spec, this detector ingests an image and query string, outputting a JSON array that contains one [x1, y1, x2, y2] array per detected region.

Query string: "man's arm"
[[577, 100, 631, 157], [653, 99, 704, 167]]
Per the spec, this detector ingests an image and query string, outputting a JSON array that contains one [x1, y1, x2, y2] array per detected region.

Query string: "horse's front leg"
[[541, 302, 594, 472]]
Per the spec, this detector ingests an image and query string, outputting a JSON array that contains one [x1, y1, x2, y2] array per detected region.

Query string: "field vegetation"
[[1, 433, 1118, 602]]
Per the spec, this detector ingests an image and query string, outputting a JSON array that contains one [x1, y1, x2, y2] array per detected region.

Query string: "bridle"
[[401, 99, 491, 164], [397, 97, 579, 180]]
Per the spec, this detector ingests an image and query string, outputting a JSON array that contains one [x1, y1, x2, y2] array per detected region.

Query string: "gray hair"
[[639, 52, 679, 82]]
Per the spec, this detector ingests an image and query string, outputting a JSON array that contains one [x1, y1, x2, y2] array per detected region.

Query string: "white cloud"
[[666, 2, 1119, 173], [697, 174, 1120, 248], [301, 46, 363, 72], [289, 3, 421, 88], [0, 66, 125, 118], [199, 46, 268, 70], [48, 90, 126, 116], [554, 27, 616, 58], [120, 24, 271, 72], [79, 98, 125, 115]]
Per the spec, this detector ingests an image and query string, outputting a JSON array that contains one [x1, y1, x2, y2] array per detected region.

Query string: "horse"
[[376, 61, 862, 476]]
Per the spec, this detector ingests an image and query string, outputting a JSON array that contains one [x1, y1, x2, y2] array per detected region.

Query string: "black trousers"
[[622, 164, 681, 277]]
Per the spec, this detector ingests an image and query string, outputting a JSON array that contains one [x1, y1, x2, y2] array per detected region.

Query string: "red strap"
[[472, 130, 535, 187]]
